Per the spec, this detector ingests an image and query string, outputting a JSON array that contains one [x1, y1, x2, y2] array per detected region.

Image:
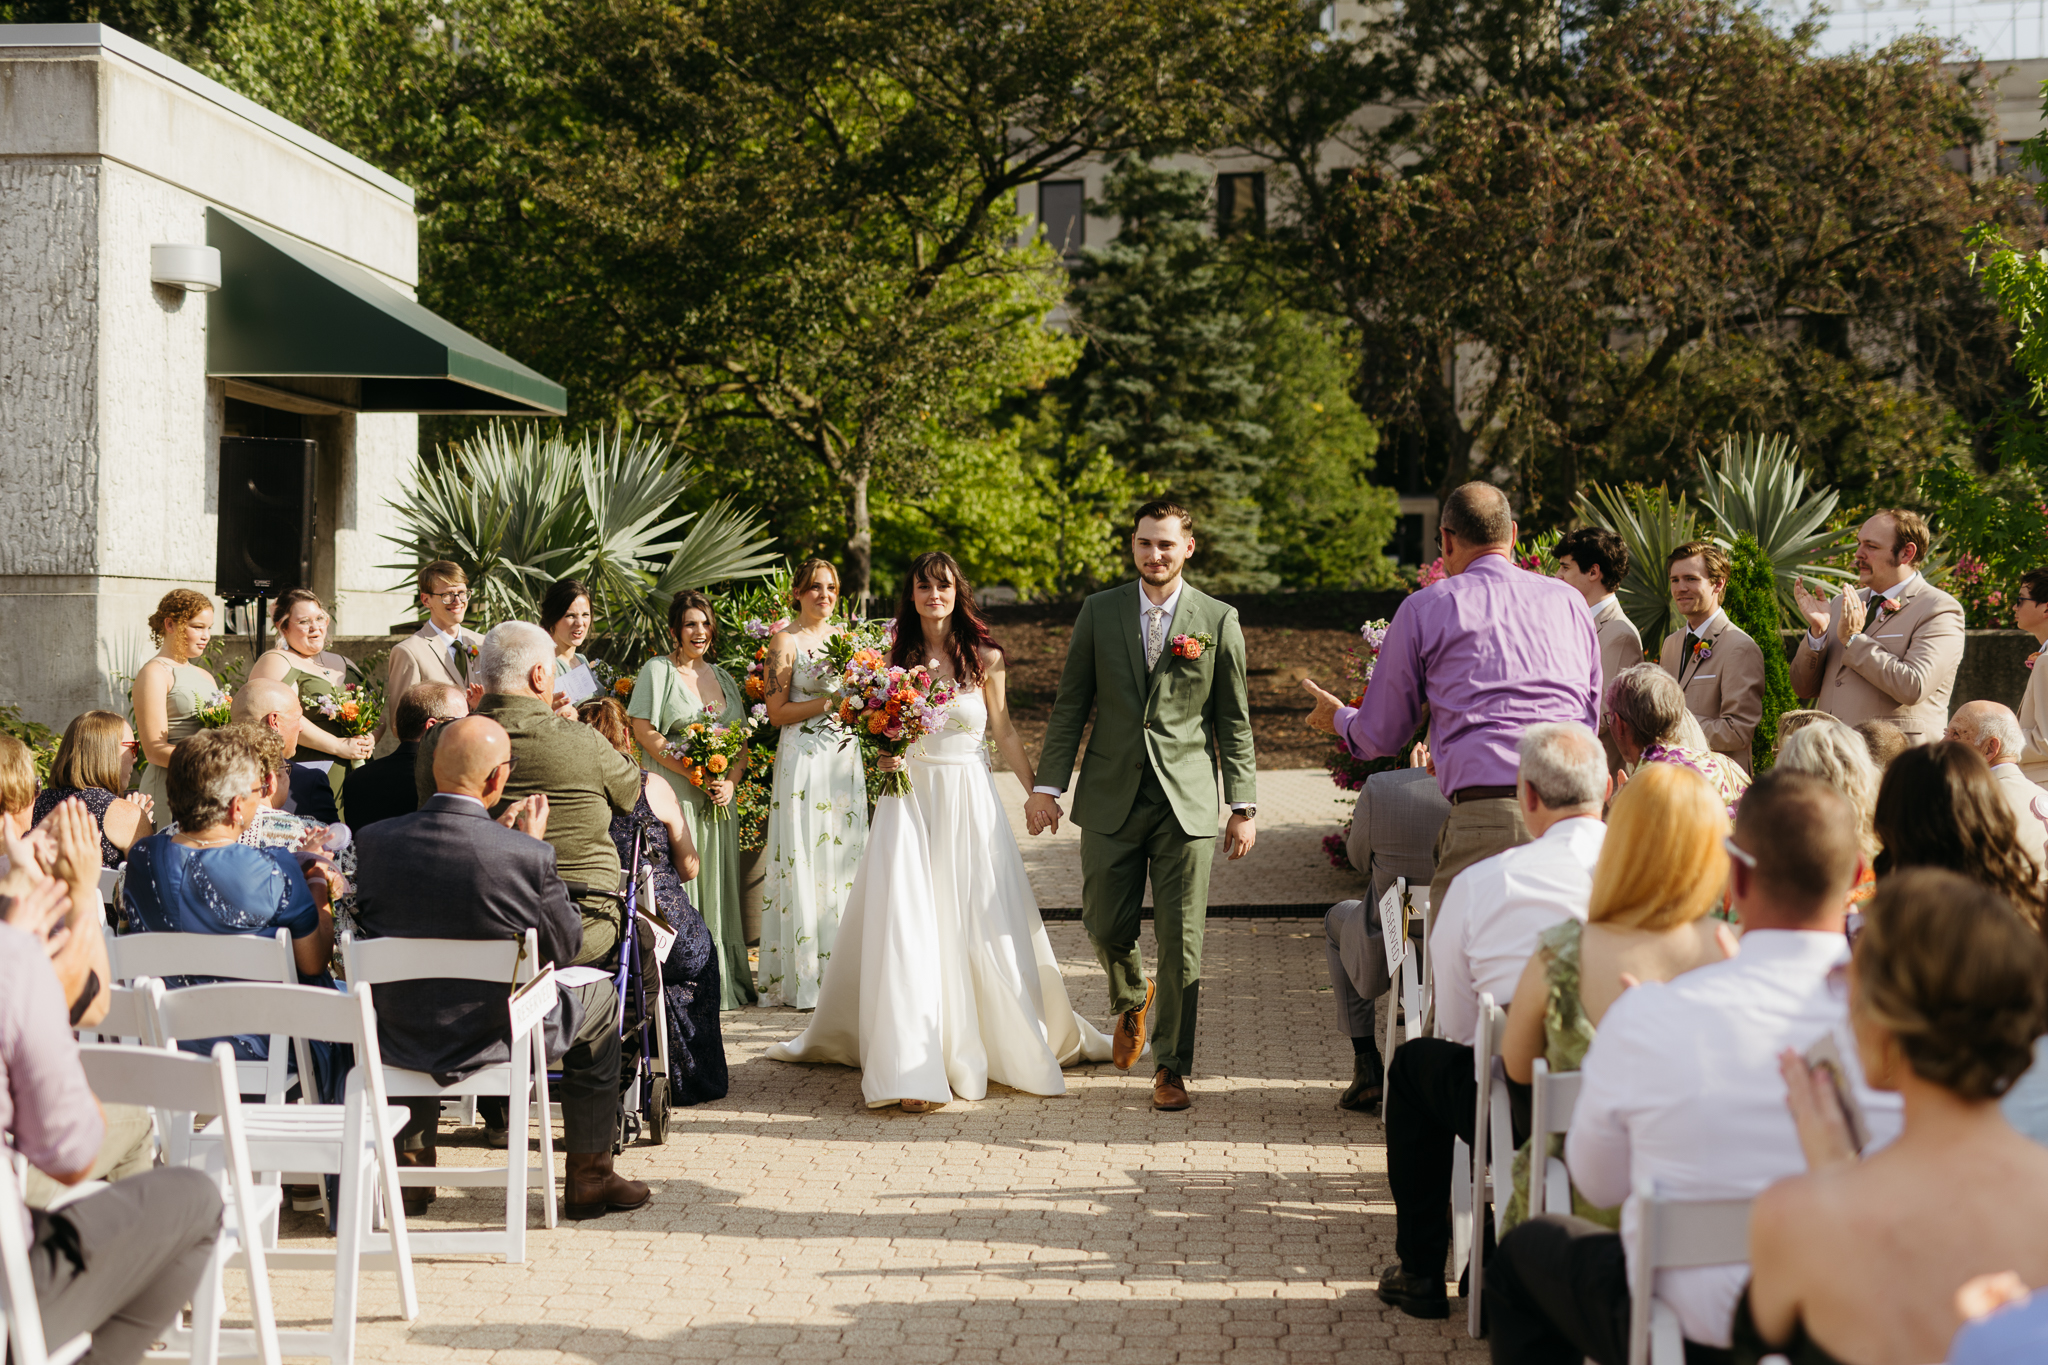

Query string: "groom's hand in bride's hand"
[[1301, 678, 1344, 734], [1225, 812, 1255, 860], [1024, 792, 1062, 836]]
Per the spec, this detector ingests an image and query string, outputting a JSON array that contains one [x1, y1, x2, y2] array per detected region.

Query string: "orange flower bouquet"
[[670, 716, 761, 820], [831, 655, 960, 798]]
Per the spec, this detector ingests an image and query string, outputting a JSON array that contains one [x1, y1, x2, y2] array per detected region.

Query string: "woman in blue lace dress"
[[580, 697, 728, 1106]]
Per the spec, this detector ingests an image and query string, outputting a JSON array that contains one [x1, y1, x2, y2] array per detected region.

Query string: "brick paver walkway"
[[254, 915, 1484, 1363]]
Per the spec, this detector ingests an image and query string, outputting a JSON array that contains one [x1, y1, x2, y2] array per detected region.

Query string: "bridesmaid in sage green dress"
[[628, 590, 756, 1009], [132, 588, 219, 814]]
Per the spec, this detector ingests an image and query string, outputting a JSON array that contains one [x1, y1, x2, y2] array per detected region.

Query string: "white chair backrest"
[[105, 928, 298, 986], [1624, 1176, 1753, 1365], [85, 981, 162, 1047], [107, 929, 304, 1102], [1, 1141, 93, 1365], [340, 929, 538, 989], [1467, 993, 1512, 1338], [1528, 1059, 1585, 1219], [97, 868, 119, 906]]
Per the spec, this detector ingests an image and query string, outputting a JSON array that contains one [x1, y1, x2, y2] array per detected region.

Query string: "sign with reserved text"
[[1379, 879, 1408, 980]]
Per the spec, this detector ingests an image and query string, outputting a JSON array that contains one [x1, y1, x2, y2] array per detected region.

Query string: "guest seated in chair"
[[1325, 761, 1450, 1112], [121, 727, 342, 1079], [342, 681, 465, 830], [1486, 771, 1902, 1365], [1874, 743, 2048, 924], [1376, 722, 1610, 1321], [1744, 869, 2048, 1365], [31, 710, 154, 866], [1607, 662, 1749, 817], [354, 715, 652, 1222], [232, 676, 337, 824]]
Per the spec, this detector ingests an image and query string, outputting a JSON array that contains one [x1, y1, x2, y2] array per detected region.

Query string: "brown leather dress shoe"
[[1113, 979, 1156, 1071], [564, 1150, 652, 1221], [1152, 1067, 1190, 1111]]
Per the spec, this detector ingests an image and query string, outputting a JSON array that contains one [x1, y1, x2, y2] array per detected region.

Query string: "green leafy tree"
[[1062, 160, 1277, 590], [1724, 534, 1798, 771]]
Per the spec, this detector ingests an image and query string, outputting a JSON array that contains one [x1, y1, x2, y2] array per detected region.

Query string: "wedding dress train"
[[765, 690, 1115, 1105]]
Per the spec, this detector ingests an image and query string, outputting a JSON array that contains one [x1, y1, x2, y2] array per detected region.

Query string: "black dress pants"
[[1387, 1036, 1529, 1279], [1487, 1215, 1733, 1365]]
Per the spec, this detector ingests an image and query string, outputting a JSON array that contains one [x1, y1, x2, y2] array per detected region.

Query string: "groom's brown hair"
[[1132, 499, 1194, 538]]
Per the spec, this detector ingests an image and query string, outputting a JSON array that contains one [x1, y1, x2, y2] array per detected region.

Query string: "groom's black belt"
[[1450, 784, 1518, 804]]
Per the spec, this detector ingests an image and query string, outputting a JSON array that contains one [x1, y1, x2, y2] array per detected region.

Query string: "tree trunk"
[[843, 472, 874, 613]]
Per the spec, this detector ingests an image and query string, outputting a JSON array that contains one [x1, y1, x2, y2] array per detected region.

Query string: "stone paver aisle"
[[260, 920, 1484, 1363]]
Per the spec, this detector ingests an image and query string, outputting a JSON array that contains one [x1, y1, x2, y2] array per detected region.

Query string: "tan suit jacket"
[[1658, 613, 1765, 774], [1591, 594, 1643, 772], [2019, 652, 2048, 785], [373, 622, 483, 758], [1787, 576, 1965, 743], [1993, 764, 2048, 878]]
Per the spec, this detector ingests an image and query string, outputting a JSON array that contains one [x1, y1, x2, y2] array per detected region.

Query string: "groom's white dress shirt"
[[1566, 929, 1902, 1348], [1429, 815, 1605, 1047]]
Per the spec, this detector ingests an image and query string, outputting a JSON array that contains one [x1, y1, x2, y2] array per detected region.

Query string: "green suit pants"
[[1080, 768, 1213, 1078]]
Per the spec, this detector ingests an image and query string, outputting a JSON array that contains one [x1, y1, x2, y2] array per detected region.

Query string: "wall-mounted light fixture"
[[150, 243, 221, 293]]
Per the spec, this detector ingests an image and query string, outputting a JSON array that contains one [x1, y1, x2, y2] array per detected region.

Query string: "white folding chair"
[[76, 1041, 282, 1365], [80, 981, 160, 1047], [339, 929, 559, 1261], [0, 1151, 91, 1365], [1528, 1060, 1584, 1218], [1624, 1177, 1753, 1365], [96, 868, 121, 926], [1379, 881, 1431, 1122], [1459, 994, 1513, 1338], [104, 929, 310, 1103], [151, 982, 418, 1365]]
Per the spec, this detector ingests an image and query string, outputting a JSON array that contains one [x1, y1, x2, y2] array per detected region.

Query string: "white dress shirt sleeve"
[[1430, 876, 1478, 1046], [1563, 993, 1647, 1209]]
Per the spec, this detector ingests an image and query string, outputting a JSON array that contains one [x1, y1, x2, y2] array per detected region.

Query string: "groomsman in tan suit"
[[1791, 509, 1965, 744], [1554, 527, 1643, 774], [1658, 540, 1767, 773], [2013, 568, 2048, 783], [374, 559, 484, 758]]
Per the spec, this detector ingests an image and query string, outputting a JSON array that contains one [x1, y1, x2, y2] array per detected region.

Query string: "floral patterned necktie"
[[1145, 607, 1167, 669]]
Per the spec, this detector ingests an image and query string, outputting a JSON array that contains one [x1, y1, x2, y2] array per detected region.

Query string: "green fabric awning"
[[205, 208, 567, 416]]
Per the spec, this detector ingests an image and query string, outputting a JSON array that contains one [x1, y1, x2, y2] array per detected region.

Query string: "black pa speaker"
[[215, 437, 315, 599]]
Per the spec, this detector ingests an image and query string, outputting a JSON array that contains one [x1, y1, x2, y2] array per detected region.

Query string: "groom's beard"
[[1137, 563, 1182, 588]]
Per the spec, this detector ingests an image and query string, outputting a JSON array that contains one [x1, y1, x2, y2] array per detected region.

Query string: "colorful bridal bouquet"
[[314, 683, 380, 737], [670, 714, 764, 819], [832, 653, 959, 798], [194, 689, 235, 729], [818, 618, 892, 676]]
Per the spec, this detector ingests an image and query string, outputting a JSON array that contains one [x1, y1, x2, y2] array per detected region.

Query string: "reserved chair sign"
[[1379, 880, 1408, 980]]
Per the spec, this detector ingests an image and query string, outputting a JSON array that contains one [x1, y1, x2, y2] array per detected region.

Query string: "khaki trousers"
[[1427, 797, 1531, 924]]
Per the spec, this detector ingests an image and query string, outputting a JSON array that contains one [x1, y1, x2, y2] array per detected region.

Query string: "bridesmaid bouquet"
[[313, 683, 381, 737], [194, 689, 235, 729], [832, 655, 960, 798], [670, 716, 763, 819], [818, 619, 891, 681]]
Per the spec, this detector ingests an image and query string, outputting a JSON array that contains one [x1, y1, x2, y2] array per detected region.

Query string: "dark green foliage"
[[1725, 534, 1797, 771]]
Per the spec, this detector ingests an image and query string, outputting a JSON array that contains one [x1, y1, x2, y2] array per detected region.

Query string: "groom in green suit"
[[1028, 500, 1258, 1112]]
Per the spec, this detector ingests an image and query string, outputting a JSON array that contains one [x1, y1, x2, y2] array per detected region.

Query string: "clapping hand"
[[1792, 576, 1833, 637], [1836, 583, 1867, 642], [0, 823, 72, 958], [496, 793, 551, 840], [1300, 678, 1345, 735], [1778, 1047, 1860, 1171], [122, 791, 154, 819]]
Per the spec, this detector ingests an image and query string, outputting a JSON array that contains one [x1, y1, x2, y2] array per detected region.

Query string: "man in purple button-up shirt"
[[1308, 483, 1602, 915]]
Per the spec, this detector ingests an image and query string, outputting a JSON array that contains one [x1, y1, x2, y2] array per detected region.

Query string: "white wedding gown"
[[765, 689, 1115, 1105]]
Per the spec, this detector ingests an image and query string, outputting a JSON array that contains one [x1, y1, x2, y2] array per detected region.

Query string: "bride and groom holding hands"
[[768, 500, 1260, 1112]]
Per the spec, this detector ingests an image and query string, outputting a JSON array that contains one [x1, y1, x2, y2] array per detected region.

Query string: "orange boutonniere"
[[1171, 632, 1215, 660], [1690, 636, 1715, 666]]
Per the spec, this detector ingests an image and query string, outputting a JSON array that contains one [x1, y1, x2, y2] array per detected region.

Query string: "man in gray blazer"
[[1791, 510, 1965, 743], [1554, 528, 1643, 775], [1325, 765, 1451, 1111]]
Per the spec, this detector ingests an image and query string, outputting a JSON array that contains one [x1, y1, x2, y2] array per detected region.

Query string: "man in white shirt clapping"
[[1377, 722, 1611, 1320], [1485, 770, 1902, 1363]]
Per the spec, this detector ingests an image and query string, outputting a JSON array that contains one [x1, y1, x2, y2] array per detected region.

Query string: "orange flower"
[[339, 702, 360, 721], [613, 677, 634, 697], [745, 675, 765, 699], [852, 649, 883, 669], [755, 646, 767, 661], [689, 770, 705, 786], [707, 753, 729, 773], [866, 713, 887, 734], [690, 723, 705, 733]]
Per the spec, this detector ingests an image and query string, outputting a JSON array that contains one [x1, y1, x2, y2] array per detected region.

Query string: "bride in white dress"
[[766, 551, 1115, 1109]]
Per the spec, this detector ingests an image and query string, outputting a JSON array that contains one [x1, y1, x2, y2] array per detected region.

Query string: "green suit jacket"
[[1037, 581, 1256, 838]]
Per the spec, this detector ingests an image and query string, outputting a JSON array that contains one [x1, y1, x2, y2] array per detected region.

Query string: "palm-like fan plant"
[[1694, 435, 1854, 625], [1572, 482, 1701, 644], [385, 423, 779, 659]]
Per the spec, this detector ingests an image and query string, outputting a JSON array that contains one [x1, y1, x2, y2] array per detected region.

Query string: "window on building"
[[1039, 180, 1086, 260], [1217, 172, 1266, 237]]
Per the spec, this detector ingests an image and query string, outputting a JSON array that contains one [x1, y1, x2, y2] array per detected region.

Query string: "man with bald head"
[[354, 715, 653, 1222], [1946, 700, 2048, 876], [232, 676, 338, 822]]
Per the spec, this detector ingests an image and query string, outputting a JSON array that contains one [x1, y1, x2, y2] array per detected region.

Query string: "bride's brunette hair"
[[890, 552, 1004, 686]]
